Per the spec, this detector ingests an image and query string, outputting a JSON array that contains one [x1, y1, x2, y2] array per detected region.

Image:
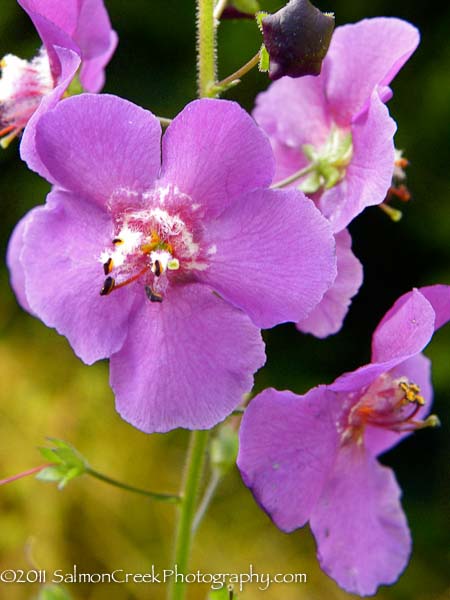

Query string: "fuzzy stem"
[[169, 430, 209, 600], [197, 0, 217, 97]]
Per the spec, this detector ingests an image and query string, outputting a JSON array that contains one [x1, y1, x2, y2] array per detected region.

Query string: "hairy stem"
[[169, 430, 210, 600], [197, 0, 217, 97]]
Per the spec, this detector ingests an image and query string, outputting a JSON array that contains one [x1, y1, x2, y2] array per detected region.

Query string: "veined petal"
[[418, 284, 450, 331], [160, 99, 275, 219], [35, 94, 162, 204], [319, 92, 396, 233], [325, 17, 420, 124], [238, 387, 339, 532], [110, 284, 265, 433], [198, 188, 336, 329], [372, 288, 436, 364], [310, 444, 411, 596], [6, 209, 39, 313], [297, 229, 363, 338], [253, 74, 331, 150], [20, 46, 81, 180], [80, 29, 118, 93], [19, 190, 134, 364]]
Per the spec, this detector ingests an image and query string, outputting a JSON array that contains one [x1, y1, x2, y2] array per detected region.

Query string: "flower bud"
[[261, 0, 335, 80]]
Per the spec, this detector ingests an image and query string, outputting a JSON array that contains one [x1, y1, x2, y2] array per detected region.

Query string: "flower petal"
[[160, 99, 275, 219], [18, 0, 79, 77], [19, 190, 134, 364], [319, 92, 396, 233], [364, 353, 432, 456], [198, 188, 337, 329], [253, 74, 331, 151], [310, 444, 411, 596], [325, 17, 420, 124], [74, 0, 115, 61], [297, 229, 363, 338], [238, 387, 339, 532], [79, 29, 118, 93], [418, 284, 450, 331], [110, 284, 265, 433], [372, 288, 436, 363], [6, 210, 38, 313], [20, 46, 81, 180], [35, 94, 161, 204]]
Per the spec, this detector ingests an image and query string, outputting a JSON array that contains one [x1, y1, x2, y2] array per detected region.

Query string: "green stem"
[[213, 52, 260, 93], [270, 163, 316, 189], [169, 430, 210, 600], [86, 468, 180, 503], [197, 0, 217, 97]]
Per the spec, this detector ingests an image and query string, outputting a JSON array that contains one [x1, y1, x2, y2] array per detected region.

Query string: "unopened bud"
[[260, 0, 335, 80]]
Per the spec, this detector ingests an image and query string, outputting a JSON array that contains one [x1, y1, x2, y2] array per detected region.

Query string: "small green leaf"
[[36, 439, 88, 489], [37, 584, 73, 600]]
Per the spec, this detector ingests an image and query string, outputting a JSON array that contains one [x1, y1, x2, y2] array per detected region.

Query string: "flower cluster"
[[2, 1, 447, 597]]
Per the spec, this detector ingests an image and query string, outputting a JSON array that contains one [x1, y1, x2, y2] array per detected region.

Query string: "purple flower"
[[238, 285, 450, 595], [0, 0, 117, 149], [253, 19, 419, 337], [8, 94, 337, 433]]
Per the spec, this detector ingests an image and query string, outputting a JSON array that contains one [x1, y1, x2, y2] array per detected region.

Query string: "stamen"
[[103, 258, 113, 275], [112, 267, 148, 291], [399, 381, 425, 405], [154, 259, 162, 277], [100, 276, 115, 296], [113, 238, 123, 245], [145, 286, 163, 303]]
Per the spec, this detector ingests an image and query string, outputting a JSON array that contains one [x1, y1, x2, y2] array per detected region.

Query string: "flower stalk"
[[197, 0, 217, 97], [169, 430, 210, 600]]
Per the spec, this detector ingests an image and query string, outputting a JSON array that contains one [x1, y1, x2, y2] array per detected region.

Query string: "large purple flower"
[[0, 0, 117, 150], [238, 285, 450, 595], [253, 18, 419, 337], [8, 94, 337, 433]]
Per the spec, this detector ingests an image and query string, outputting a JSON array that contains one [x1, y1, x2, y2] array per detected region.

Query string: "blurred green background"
[[1, 0, 449, 599]]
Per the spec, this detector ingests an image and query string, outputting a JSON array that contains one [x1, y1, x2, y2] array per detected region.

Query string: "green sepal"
[[298, 171, 322, 194], [37, 439, 88, 489], [256, 11, 269, 32], [259, 45, 270, 73], [210, 425, 239, 476], [37, 584, 73, 600]]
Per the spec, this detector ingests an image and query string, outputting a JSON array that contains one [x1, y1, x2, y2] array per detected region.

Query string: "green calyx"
[[299, 126, 353, 193]]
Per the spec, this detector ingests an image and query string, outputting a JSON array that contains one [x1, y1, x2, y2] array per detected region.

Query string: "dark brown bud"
[[261, 0, 335, 80]]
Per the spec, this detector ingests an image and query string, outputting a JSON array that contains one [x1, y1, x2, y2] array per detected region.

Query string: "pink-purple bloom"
[[8, 94, 337, 433], [0, 0, 117, 149], [254, 18, 419, 337], [238, 285, 450, 595]]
